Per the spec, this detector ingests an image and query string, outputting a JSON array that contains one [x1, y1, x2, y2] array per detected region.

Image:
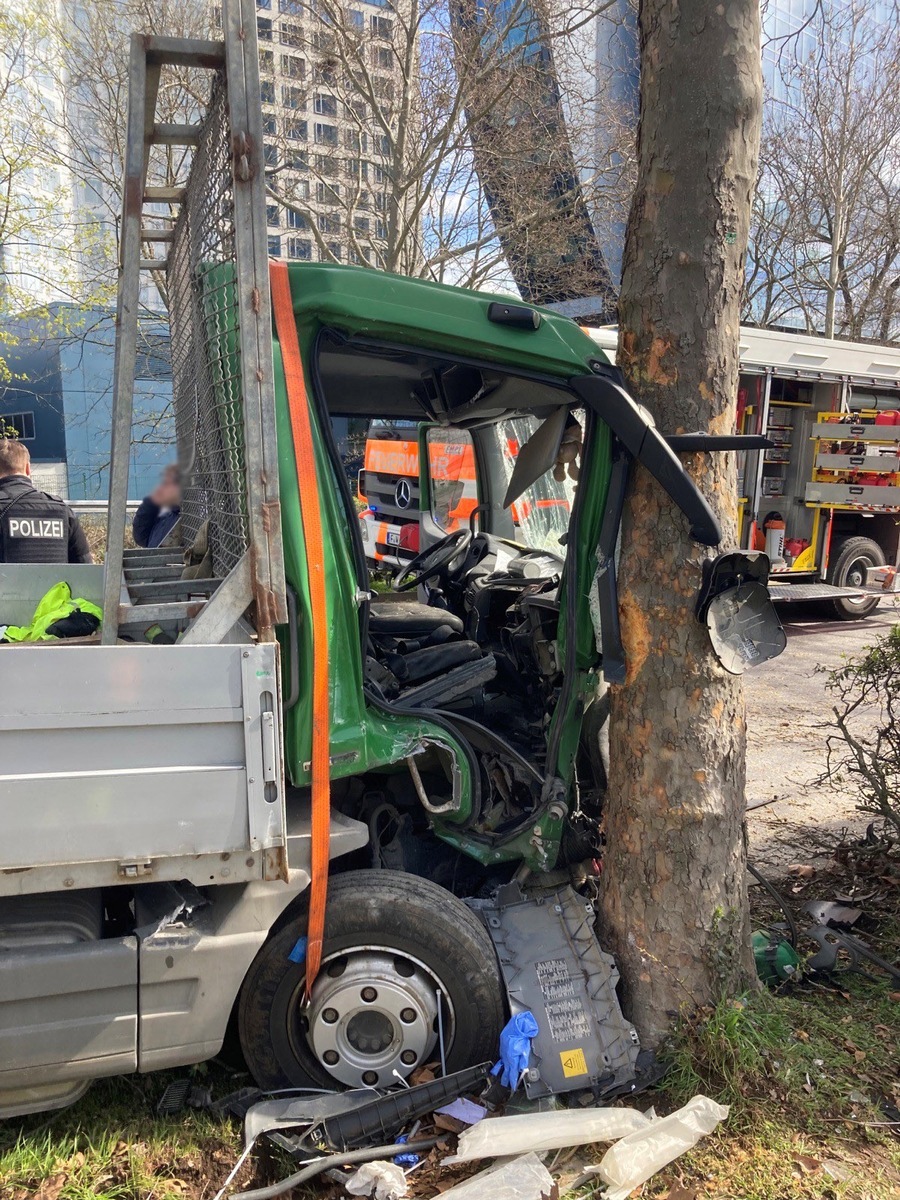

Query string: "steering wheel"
[[392, 528, 473, 592]]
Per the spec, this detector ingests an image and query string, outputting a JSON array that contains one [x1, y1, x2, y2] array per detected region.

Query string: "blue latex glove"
[[392, 1134, 420, 1167], [491, 1010, 539, 1089]]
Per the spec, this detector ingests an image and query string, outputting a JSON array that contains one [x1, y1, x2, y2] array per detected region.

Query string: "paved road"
[[746, 597, 899, 869]]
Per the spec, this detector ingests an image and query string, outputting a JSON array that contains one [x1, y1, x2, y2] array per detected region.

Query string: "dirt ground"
[[745, 598, 899, 872]]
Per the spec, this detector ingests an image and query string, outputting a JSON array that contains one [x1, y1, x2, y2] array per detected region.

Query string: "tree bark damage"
[[600, 0, 763, 1045]]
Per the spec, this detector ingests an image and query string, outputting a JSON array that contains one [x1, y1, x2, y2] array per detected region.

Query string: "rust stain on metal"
[[257, 586, 278, 633], [249, 544, 277, 635], [262, 500, 280, 532], [187, 601, 205, 619], [232, 132, 252, 182], [251, 286, 261, 314], [264, 845, 290, 883], [256, 369, 264, 382]]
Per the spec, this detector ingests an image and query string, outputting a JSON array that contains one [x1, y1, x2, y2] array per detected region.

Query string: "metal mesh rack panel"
[[168, 76, 249, 578]]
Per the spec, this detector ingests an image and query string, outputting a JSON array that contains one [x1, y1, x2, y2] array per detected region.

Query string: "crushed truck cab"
[[0, 1, 778, 1119]]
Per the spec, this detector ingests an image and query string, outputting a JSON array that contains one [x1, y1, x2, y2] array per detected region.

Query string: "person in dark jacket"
[[133, 464, 181, 548], [0, 440, 92, 564]]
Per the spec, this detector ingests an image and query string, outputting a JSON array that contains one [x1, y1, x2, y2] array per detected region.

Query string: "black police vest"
[[0, 478, 70, 564]]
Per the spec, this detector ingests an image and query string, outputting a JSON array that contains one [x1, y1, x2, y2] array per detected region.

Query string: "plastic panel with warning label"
[[469, 883, 640, 1098]]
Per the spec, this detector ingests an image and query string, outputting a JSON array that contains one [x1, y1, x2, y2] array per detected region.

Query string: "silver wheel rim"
[[844, 556, 872, 605], [304, 946, 454, 1087]]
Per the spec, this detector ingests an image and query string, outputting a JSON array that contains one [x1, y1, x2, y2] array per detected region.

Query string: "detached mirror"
[[696, 551, 786, 675], [706, 583, 786, 675]]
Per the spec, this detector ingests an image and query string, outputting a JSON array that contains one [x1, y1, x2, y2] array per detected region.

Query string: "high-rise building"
[[0, 0, 78, 310], [241, 0, 408, 267], [762, 0, 894, 97], [477, 0, 897, 321], [558, 0, 637, 285]]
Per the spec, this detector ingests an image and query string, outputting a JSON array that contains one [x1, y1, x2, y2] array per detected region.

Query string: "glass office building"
[[466, 0, 893, 312]]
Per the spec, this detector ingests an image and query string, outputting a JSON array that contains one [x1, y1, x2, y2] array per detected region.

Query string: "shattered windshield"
[[495, 414, 580, 552]]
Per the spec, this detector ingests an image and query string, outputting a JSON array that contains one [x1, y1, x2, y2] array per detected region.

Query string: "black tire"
[[827, 536, 885, 620], [238, 870, 505, 1090]]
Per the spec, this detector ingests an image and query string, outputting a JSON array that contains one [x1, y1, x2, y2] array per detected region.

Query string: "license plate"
[[386, 529, 401, 546]]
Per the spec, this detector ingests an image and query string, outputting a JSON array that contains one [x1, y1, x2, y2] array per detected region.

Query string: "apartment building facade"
[[242, 0, 404, 267]]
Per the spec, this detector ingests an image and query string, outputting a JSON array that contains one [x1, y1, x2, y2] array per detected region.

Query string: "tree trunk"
[[599, 0, 763, 1046]]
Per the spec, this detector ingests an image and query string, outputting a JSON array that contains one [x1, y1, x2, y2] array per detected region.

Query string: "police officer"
[[0, 440, 92, 564]]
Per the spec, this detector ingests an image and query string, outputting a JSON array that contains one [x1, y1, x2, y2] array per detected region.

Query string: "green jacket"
[[2, 581, 103, 642]]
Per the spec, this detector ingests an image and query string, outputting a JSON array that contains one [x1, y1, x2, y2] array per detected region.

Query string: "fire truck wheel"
[[827, 536, 885, 620], [238, 870, 505, 1090]]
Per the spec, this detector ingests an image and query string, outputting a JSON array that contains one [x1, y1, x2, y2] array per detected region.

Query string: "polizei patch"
[[8, 517, 65, 539]]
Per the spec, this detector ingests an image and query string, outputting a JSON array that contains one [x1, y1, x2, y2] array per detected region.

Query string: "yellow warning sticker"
[[559, 1047, 588, 1078]]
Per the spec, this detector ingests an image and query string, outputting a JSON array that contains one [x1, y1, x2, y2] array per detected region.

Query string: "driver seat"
[[369, 599, 463, 638]]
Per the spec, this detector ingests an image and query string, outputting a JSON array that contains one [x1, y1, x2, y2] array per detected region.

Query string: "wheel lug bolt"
[[323, 1050, 339, 1066], [401, 1050, 417, 1065], [400, 1008, 417, 1024], [322, 1008, 339, 1024], [362, 1071, 378, 1085], [361, 987, 377, 1003]]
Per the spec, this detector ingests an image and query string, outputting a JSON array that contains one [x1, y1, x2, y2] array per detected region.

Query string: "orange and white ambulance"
[[357, 422, 479, 566], [357, 419, 572, 566]]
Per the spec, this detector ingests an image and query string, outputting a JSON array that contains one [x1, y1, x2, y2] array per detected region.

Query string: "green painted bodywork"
[[271, 262, 614, 870]]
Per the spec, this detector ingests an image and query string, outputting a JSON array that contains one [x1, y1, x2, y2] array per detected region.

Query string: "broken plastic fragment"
[[492, 1010, 539, 1090], [288, 936, 307, 963], [434, 1097, 487, 1126], [345, 1160, 408, 1200], [444, 1106, 651, 1163], [435, 1152, 554, 1199], [586, 1095, 729, 1199]]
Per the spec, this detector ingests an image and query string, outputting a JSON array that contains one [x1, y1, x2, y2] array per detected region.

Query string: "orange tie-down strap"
[[270, 261, 330, 994]]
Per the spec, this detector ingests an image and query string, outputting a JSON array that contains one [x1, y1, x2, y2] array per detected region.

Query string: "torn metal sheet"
[[803, 900, 863, 928], [471, 883, 639, 1098], [134, 880, 209, 938]]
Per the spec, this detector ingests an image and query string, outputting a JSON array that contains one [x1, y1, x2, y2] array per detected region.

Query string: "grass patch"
[[663, 981, 897, 1130], [0, 1069, 250, 1200], [562, 976, 899, 1199], [634, 974, 900, 1199]]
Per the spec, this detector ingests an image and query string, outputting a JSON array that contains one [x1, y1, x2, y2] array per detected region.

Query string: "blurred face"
[[151, 467, 180, 508]]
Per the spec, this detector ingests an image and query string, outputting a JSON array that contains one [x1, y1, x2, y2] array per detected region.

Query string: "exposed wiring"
[[436, 987, 448, 1076], [747, 860, 799, 948], [229, 1137, 440, 1200], [211, 1143, 255, 1200]]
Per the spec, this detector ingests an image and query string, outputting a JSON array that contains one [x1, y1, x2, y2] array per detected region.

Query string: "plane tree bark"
[[599, 0, 763, 1044]]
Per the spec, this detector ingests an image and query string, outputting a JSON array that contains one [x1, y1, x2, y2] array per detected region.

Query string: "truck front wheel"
[[238, 870, 505, 1090], [827, 536, 885, 620]]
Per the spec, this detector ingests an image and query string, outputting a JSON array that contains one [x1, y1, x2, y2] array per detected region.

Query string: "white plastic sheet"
[[444, 1106, 652, 1163], [345, 1159, 408, 1200], [587, 1095, 729, 1199], [435, 1152, 554, 1199]]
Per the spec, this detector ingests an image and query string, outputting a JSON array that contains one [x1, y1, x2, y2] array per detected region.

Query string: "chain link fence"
[[168, 75, 250, 578]]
